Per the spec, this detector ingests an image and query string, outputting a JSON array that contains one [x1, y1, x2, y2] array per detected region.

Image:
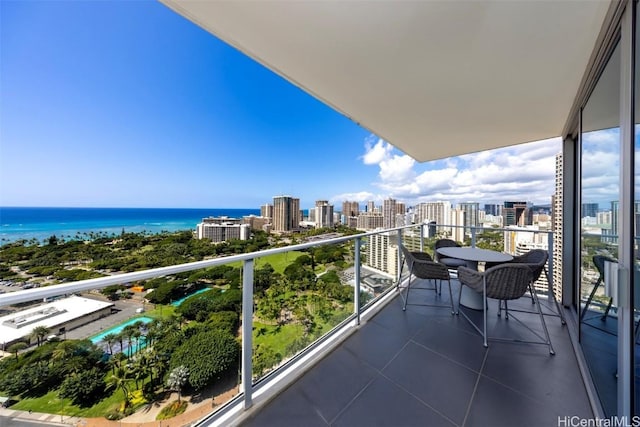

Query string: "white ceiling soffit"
[[160, 1, 611, 162]]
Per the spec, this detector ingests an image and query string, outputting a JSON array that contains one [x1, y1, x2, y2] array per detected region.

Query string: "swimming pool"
[[91, 316, 153, 354], [170, 287, 211, 307]]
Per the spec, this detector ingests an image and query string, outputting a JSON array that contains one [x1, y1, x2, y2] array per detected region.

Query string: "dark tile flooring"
[[242, 280, 593, 427]]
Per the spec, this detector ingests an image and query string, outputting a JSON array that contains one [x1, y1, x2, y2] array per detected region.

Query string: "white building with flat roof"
[[0, 295, 114, 350]]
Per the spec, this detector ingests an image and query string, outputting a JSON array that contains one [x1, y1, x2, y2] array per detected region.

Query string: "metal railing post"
[[397, 230, 403, 283], [354, 237, 361, 325], [547, 231, 554, 298], [419, 223, 425, 252], [241, 259, 254, 409]]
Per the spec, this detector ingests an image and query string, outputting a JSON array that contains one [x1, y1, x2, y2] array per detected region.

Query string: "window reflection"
[[580, 42, 620, 417]]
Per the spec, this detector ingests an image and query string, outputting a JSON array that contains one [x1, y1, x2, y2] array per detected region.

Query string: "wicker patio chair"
[[399, 244, 455, 314], [434, 238, 467, 270], [457, 263, 555, 354], [488, 249, 566, 325]]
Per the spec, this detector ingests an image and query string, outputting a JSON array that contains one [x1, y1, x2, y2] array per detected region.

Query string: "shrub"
[[156, 400, 188, 420]]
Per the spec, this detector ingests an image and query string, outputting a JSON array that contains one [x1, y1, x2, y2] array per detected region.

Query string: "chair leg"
[[456, 282, 463, 315], [602, 297, 614, 320], [580, 277, 602, 321], [402, 269, 413, 311], [396, 260, 405, 292], [446, 279, 454, 315], [482, 280, 488, 348], [497, 300, 502, 317], [532, 289, 555, 355], [504, 300, 509, 319]]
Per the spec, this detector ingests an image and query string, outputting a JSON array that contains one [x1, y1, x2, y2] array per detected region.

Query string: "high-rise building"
[[342, 201, 359, 217], [413, 201, 451, 225], [609, 200, 640, 243], [366, 232, 399, 277], [261, 204, 274, 219], [395, 202, 406, 216], [197, 219, 251, 242], [315, 200, 334, 228], [243, 215, 271, 231], [383, 198, 397, 229], [449, 208, 465, 242], [553, 153, 563, 301], [503, 201, 529, 226], [484, 204, 502, 216], [356, 212, 384, 230], [458, 202, 479, 235], [272, 195, 301, 232], [366, 201, 376, 213], [581, 203, 598, 218], [597, 210, 612, 225]]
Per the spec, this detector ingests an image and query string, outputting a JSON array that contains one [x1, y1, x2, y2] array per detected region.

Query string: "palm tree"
[[130, 352, 149, 390], [52, 340, 76, 362], [7, 342, 27, 360], [109, 365, 130, 408], [132, 329, 142, 354], [101, 333, 117, 355], [116, 331, 125, 355], [122, 325, 136, 357], [30, 326, 50, 347]]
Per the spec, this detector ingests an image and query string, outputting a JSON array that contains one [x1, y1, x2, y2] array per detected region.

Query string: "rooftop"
[[0, 295, 113, 346]]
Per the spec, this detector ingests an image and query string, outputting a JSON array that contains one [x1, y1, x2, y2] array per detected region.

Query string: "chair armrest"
[[458, 266, 484, 292]]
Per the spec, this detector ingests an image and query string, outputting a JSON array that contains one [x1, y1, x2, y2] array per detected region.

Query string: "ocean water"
[[0, 207, 260, 245]]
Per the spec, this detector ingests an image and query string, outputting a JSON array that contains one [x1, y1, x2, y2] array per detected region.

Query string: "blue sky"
[[1, 0, 564, 210]]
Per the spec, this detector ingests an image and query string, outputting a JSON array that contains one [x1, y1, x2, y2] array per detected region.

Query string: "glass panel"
[[252, 241, 354, 381], [0, 260, 243, 419], [580, 42, 620, 417]]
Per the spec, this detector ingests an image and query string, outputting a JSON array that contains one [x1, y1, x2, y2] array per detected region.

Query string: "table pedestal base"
[[460, 286, 483, 310]]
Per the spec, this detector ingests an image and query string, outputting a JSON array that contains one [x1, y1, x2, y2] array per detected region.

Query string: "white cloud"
[[362, 138, 392, 165], [343, 135, 564, 206], [379, 154, 415, 182]]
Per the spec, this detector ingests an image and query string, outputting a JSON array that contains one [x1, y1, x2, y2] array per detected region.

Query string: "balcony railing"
[[0, 222, 559, 425]]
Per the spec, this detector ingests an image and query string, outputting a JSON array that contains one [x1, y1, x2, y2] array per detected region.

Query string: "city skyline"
[[0, 0, 607, 211]]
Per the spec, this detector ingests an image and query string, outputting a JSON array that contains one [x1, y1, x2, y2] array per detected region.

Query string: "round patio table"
[[436, 247, 513, 309]]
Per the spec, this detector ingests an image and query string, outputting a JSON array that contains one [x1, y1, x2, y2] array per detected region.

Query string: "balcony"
[[238, 282, 591, 427], [0, 224, 595, 426]]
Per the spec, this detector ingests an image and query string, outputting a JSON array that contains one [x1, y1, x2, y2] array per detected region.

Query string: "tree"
[[102, 333, 117, 355], [52, 340, 76, 363], [167, 365, 189, 402], [170, 330, 239, 391], [109, 365, 131, 408], [7, 342, 28, 360], [30, 326, 50, 347], [59, 368, 105, 406]]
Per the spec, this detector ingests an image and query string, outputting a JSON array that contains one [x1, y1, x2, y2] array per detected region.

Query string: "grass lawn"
[[253, 321, 304, 351], [11, 377, 145, 417], [226, 251, 305, 274], [253, 302, 353, 358], [144, 304, 175, 319]]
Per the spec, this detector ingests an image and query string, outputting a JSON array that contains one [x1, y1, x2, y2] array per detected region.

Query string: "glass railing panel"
[[251, 241, 355, 382], [0, 262, 243, 422]]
